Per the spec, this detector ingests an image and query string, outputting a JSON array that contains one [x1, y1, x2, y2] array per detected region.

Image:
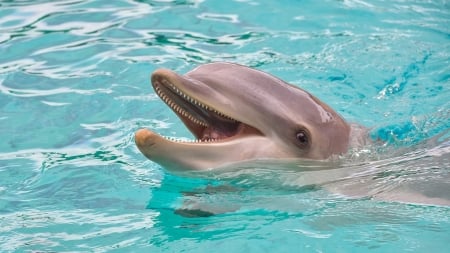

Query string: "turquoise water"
[[0, 0, 449, 252]]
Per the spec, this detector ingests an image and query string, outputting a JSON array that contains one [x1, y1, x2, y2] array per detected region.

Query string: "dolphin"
[[135, 62, 366, 170]]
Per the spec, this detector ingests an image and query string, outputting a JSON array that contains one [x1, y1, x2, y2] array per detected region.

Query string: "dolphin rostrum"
[[135, 62, 365, 170]]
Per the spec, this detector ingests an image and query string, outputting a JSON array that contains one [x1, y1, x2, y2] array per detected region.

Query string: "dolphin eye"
[[295, 130, 310, 148]]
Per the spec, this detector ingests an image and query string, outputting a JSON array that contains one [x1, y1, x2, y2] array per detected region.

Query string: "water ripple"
[[0, 209, 158, 252], [0, 80, 112, 97]]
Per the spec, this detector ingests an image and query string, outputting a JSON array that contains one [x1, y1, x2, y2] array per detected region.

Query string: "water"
[[0, 0, 449, 252]]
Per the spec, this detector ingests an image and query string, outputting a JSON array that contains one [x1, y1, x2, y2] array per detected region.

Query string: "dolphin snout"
[[135, 128, 157, 150]]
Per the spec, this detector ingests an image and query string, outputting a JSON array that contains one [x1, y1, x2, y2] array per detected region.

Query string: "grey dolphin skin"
[[135, 62, 364, 170]]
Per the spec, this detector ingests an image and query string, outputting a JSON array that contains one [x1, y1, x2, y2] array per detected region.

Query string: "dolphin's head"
[[135, 62, 351, 170]]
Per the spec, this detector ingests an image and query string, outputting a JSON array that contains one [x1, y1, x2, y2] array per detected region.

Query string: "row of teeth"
[[155, 83, 207, 127], [158, 79, 236, 123], [165, 136, 222, 143]]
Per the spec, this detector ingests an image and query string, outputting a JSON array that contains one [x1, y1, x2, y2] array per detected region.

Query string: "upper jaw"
[[150, 69, 263, 143]]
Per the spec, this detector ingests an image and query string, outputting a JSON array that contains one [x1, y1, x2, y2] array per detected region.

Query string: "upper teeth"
[[156, 79, 237, 125], [153, 79, 240, 143]]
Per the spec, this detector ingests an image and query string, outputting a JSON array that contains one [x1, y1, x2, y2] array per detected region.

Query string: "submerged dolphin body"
[[135, 62, 365, 170]]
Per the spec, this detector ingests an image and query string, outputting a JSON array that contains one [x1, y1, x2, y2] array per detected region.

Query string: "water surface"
[[0, 0, 449, 252]]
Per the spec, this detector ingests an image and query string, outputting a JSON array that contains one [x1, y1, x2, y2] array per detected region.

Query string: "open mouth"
[[152, 78, 262, 143]]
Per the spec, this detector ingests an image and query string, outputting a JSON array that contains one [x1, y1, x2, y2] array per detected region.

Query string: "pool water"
[[0, 0, 449, 252]]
